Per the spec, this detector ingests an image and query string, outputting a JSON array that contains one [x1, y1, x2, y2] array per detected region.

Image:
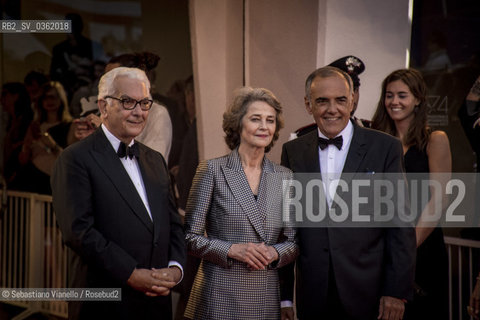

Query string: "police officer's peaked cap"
[[328, 55, 365, 89]]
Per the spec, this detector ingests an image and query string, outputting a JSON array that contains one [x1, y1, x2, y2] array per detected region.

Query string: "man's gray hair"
[[304, 66, 353, 100], [98, 67, 151, 100]]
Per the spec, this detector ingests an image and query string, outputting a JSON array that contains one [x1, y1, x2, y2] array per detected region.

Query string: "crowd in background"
[[1, 42, 196, 200]]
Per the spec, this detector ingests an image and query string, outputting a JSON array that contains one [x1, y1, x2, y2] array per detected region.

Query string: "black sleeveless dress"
[[404, 146, 448, 320]]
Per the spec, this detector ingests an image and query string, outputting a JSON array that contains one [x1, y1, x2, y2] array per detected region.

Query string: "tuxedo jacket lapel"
[[332, 123, 369, 207], [304, 131, 321, 173], [342, 123, 368, 175], [257, 158, 284, 241], [138, 144, 171, 242], [90, 130, 153, 233], [257, 157, 273, 220], [222, 150, 266, 241]]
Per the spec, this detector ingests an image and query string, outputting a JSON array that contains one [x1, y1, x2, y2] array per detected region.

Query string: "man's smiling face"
[[100, 75, 150, 144], [305, 74, 354, 138]]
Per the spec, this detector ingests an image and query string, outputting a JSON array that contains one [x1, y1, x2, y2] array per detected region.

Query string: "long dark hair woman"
[[372, 68, 451, 320]]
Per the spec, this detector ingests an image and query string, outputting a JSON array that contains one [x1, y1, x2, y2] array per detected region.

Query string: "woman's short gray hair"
[[98, 67, 151, 100], [223, 87, 284, 153]]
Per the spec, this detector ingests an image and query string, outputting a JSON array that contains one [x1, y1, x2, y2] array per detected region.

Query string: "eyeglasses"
[[104, 96, 154, 111]]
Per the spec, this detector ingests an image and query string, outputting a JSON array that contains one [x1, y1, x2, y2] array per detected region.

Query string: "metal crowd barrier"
[[0, 190, 67, 319], [445, 235, 480, 320], [0, 189, 479, 320]]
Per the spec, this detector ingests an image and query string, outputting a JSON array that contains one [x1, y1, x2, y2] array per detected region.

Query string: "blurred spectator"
[[458, 74, 480, 171], [174, 75, 197, 211], [166, 80, 189, 170], [1, 83, 33, 187], [69, 60, 106, 117], [17, 81, 74, 194], [422, 30, 451, 72], [50, 13, 105, 101], [172, 75, 199, 320], [24, 71, 49, 109]]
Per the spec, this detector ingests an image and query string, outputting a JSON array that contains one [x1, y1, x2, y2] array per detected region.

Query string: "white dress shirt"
[[102, 124, 153, 220], [318, 120, 354, 207]]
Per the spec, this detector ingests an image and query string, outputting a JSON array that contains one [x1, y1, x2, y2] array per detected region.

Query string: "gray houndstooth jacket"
[[184, 149, 298, 320]]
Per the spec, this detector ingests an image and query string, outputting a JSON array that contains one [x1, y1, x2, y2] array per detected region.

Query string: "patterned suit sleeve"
[[185, 160, 233, 268], [382, 138, 416, 301], [272, 171, 299, 269], [272, 231, 297, 268]]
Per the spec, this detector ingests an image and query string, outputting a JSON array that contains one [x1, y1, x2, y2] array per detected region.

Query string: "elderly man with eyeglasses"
[[51, 67, 186, 320], [71, 61, 173, 163]]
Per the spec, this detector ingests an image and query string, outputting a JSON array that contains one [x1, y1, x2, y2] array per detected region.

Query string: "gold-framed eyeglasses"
[[104, 96, 154, 111]]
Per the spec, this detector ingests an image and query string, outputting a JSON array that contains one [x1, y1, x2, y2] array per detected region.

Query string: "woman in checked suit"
[[184, 87, 298, 319]]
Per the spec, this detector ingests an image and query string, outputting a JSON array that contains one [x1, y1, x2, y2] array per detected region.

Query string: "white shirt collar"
[[101, 124, 134, 153]]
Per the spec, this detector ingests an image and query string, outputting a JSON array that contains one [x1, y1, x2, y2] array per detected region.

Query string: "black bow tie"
[[318, 136, 343, 150], [117, 142, 139, 159]]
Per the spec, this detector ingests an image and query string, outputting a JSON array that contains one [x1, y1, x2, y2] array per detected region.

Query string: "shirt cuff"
[[281, 300, 293, 308], [168, 260, 184, 284]]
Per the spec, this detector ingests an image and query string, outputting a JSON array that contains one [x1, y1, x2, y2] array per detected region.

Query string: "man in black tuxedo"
[[280, 66, 415, 320], [52, 67, 185, 320]]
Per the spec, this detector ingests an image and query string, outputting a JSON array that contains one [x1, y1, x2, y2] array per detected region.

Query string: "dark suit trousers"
[[325, 258, 349, 320], [300, 257, 375, 320]]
